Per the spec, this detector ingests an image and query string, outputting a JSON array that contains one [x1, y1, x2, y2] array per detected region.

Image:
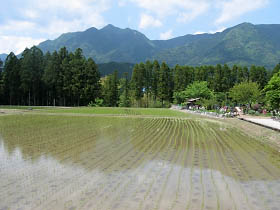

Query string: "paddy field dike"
[[0, 107, 280, 210]]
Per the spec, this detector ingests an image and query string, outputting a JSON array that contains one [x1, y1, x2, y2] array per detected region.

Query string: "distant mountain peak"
[[36, 22, 280, 68], [85, 27, 98, 33], [101, 24, 120, 31]]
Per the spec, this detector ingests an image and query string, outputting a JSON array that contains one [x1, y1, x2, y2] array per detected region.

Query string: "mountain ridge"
[[2, 23, 280, 68]]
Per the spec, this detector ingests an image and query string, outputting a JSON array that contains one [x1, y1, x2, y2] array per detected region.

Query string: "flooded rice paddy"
[[0, 114, 280, 210]]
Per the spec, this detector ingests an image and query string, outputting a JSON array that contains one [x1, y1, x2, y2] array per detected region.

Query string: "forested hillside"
[[36, 23, 280, 68]]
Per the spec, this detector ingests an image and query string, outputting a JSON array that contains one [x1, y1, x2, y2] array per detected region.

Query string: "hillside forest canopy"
[[0, 46, 280, 110]]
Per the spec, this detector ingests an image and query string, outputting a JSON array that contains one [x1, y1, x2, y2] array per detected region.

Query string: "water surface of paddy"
[[0, 115, 280, 210]]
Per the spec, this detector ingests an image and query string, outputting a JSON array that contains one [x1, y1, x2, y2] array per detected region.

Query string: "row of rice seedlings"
[[78, 118, 169, 209], [197, 123, 222, 210], [0, 115, 78, 162], [0, 119, 98, 192], [152, 119, 185, 210], [231, 123, 280, 168], [220, 129, 279, 208], [0, 115, 104, 171], [105, 118, 174, 210], [47, 118, 164, 208], [229, 132, 280, 201], [230, 129, 280, 174], [200, 123, 237, 210], [185, 120, 202, 210], [4, 118, 143, 208], [65, 118, 164, 209], [192, 120, 215, 210], [101, 118, 175, 209], [0, 117, 116, 185], [167, 119, 190, 210], [135, 119, 181, 210], [195, 121, 210, 210], [210, 126, 263, 210], [35, 117, 161, 209], [208, 125, 251, 210], [0, 118, 138, 208], [196, 121, 208, 210], [89, 118, 173, 210]]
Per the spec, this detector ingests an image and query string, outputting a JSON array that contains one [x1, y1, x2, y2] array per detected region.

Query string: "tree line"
[[0, 46, 279, 109], [0, 47, 100, 106]]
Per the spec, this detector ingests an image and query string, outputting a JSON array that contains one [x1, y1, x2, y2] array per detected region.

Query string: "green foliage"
[[119, 73, 131, 107], [173, 91, 186, 104], [229, 82, 261, 106], [184, 81, 213, 99], [20, 46, 44, 106], [102, 70, 119, 107], [3, 52, 21, 105], [131, 63, 145, 104], [173, 81, 213, 106], [158, 62, 173, 105], [88, 98, 104, 107], [264, 72, 280, 109]]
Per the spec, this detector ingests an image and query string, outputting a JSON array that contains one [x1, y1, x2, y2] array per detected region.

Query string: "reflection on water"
[[0, 115, 280, 210]]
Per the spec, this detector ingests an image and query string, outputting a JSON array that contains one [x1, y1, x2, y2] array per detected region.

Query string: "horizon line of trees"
[[0, 46, 280, 109]]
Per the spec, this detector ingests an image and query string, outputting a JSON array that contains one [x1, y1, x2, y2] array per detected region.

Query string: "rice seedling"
[[0, 108, 279, 210]]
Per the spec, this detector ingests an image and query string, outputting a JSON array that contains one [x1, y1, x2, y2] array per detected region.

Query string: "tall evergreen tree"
[[250, 65, 267, 89], [69, 48, 86, 106], [3, 53, 21, 105], [0, 59, 3, 104], [131, 63, 145, 106], [43, 51, 60, 106], [222, 64, 231, 91], [158, 62, 172, 106], [83, 58, 101, 104], [214, 64, 223, 92], [103, 70, 119, 107], [20, 47, 44, 105], [151, 60, 160, 100], [237, 66, 244, 83], [119, 72, 130, 107]]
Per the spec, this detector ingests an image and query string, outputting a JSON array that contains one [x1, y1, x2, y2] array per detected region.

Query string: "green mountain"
[[37, 23, 280, 68]]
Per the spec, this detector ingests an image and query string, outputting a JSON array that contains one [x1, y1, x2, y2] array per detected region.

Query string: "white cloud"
[[0, 0, 112, 53], [139, 14, 162, 29], [0, 35, 45, 54], [177, 3, 209, 23], [194, 31, 206, 35], [209, 27, 226, 33], [194, 27, 226, 35], [216, 0, 269, 24], [0, 20, 36, 32], [160, 30, 173, 40], [118, 0, 127, 7], [126, 0, 210, 26]]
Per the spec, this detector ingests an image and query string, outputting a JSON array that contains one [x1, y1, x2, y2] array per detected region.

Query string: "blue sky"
[[0, 0, 279, 54]]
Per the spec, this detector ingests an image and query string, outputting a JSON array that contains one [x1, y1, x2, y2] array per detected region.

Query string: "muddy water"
[[0, 116, 280, 210]]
